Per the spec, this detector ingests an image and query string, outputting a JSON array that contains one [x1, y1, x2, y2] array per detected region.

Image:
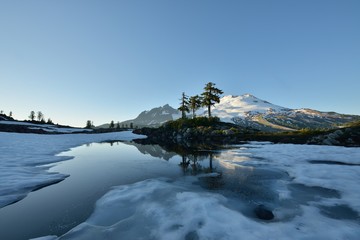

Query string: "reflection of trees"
[[179, 152, 224, 190], [179, 155, 190, 174], [178, 152, 216, 175], [103, 140, 221, 177]]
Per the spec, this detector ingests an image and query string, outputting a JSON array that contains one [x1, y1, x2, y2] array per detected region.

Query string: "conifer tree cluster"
[[85, 120, 94, 129], [28, 110, 53, 124], [178, 82, 223, 119], [0, 110, 14, 119]]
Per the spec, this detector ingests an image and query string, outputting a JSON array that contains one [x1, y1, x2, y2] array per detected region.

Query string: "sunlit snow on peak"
[[210, 94, 287, 122]]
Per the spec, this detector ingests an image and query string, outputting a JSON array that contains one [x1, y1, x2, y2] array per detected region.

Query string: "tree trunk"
[[208, 105, 211, 117]]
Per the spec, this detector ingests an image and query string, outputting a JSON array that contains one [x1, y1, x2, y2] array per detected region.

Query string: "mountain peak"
[[242, 93, 256, 98], [212, 94, 287, 123], [221, 94, 262, 102]]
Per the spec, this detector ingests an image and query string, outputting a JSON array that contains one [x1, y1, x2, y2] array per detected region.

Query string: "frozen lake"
[[0, 136, 359, 239]]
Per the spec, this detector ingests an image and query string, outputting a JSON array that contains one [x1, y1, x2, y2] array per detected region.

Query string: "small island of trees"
[[178, 82, 223, 119]]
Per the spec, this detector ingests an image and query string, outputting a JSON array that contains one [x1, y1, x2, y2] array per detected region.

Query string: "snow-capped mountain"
[[115, 94, 359, 131], [210, 94, 289, 121], [212, 94, 359, 131]]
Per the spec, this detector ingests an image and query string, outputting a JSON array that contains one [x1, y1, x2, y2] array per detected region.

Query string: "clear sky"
[[1, 0, 359, 127]]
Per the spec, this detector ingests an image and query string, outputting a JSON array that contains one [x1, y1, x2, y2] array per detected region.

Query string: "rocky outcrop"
[[133, 121, 255, 146], [307, 127, 360, 147], [134, 116, 360, 147]]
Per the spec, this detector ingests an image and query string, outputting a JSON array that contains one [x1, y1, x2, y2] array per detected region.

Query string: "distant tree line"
[[28, 110, 53, 124], [178, 82, 223, 119], [85, 120, 136, 130], [0, 110, 13, 118], [0, 110, 55, 124], [108, 120, 134, 129]]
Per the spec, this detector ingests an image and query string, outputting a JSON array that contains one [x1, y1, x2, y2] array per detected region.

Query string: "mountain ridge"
[[100, 94, 360, 131]]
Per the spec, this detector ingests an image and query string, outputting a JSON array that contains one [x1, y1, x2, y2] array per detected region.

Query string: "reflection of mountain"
[[124, 142, 178, 161]]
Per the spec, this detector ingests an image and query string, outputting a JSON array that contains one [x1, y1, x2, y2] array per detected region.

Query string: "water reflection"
[[179, 153, 215, 175], [121, 141, 287, 213], [105, 140, 178, 161], [104, 141, 218, 176]]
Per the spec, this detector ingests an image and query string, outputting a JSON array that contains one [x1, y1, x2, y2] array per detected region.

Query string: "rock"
[[223, 129, 234, 135], [323, 139, 334, 145], [254, 204, 274, 220], [176, 134, 182, 142], [334, 129, 343, 136]]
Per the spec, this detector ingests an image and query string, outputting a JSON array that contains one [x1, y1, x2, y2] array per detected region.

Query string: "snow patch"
[[0, 120, 92, 133], [238, 143, 360, 212]]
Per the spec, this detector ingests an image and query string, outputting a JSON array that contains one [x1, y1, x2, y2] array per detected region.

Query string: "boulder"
[[254, 204, 274, 220]]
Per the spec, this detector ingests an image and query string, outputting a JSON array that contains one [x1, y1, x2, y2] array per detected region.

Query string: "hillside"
[[97, 104, 181, 129]]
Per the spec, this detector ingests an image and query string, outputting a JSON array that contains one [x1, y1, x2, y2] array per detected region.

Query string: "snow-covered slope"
[[210, 94, 360, 130], [209, 94, 289, 122]]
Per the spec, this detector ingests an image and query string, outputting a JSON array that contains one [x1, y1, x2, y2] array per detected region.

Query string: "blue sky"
[[1, 0, 359, 127]]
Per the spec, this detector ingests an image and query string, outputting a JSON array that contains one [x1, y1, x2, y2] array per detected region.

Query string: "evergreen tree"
[[116, 122, 120, 129], [37, 111, 44, 122], [85, 120, 93, 129], [29, 111, 36, 121], [47, 118, 53, 124], [9, 111, 12, 118], [109, 120, 115, 129], [188, 95, 202, 119], [201, 82, 223, 117], [130, 122, 134, 129], [178, 92, 190, 119]]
